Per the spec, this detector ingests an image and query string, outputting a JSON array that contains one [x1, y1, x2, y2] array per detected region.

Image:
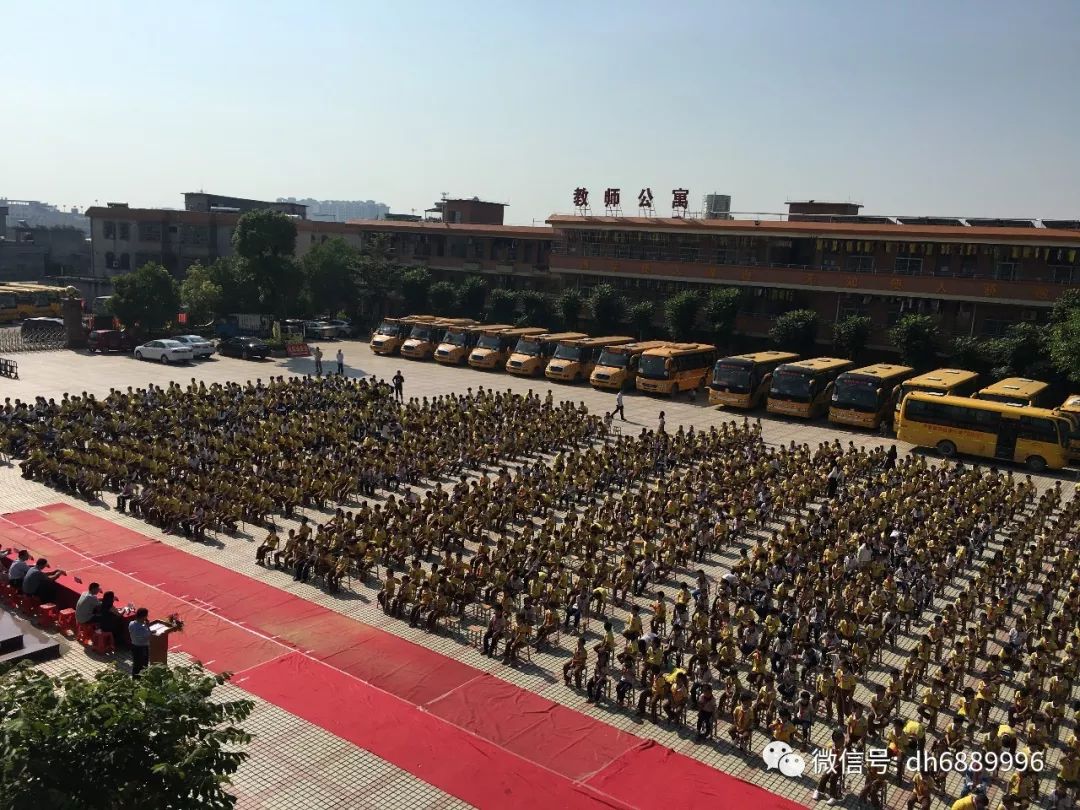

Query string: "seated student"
[[376, 570, 398, 613], [503, 611, 530, 665], [481, 605, 505, 657], [564, 636, 588, 688], [586, 660, 609, 704], [728, 691, 756, 750], [534, 602, 559, 649], [22, 558, 65, 602], [664, 671, 690, 722], [695, 684, 717, 741], [637, 670, 670, 722], [615, 662, 636, 706], [256, 530, 279, 566]]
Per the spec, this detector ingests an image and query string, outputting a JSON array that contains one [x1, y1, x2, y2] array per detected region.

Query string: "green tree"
[[301, 237, 360, 317], [399, 266, 432, 313], [428, 280, 460, 316], [588, 284, 627, 334], [556, 288, 584, 330], [889, 313, 940, 369], [832, 314, 873, 360], [1049, 310, 1080, 384], [231, 210, 302, 319], [985, 322, 1053, 380], [516, 289, 555, 327], [457, 275, 489, 319], [663, 290, 701, 341], [487, 288, 518, 323], [109, 262, 180, 334], [0, 664, 253, 810], [356, 233, 395, 321], [770, 308, 819, 351], [1051, 288, 1080, 323], [703, 287, 741, 348], [205, 258, 258, 314], [627, 300, 656, 339], [950, 335, 995, 376], [179, 262, 223, 325]]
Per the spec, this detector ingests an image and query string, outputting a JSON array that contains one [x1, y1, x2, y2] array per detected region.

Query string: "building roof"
[[344, 219, 550, 238], [545, 214, 1080, 244]]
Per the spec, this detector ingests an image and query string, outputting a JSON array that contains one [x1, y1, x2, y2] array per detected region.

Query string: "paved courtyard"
[[3, 340, 1077, 809]]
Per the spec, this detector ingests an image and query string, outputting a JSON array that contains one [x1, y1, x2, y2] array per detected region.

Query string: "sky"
[[4, 0, 1079, 224]]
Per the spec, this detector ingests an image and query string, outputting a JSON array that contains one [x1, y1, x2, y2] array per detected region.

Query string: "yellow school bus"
[[897, 392, 1071, 472], [545, 335, 633, 383], [635, 343, 718, 396], [973, 377, 1052, 408], [589, 341, 671, 391], [709, 351, 799, 409], [828, 363, 916, 430], [370, 315, 436, 355], [506, 331, 589, 377], [767, 357, 855, 419], [894, 368, 981, 416], [435, 323, 513, 366], [400, 317, 477, 361], [0, 283, 69, 323], [469, 326, 547, 370], [1054, 394, 1080, 462]]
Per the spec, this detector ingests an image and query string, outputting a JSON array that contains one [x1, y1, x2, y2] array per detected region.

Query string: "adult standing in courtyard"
[[613, 389, 626, 421], [128, 607, 151, 678], [393, 370, 404, 402], [314, 346, 323, 376], [336, 348, 344, 375]]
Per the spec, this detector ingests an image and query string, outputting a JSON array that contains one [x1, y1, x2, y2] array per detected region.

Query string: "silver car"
[[134, 339, 194, 364], [173, 334, 216, 358]]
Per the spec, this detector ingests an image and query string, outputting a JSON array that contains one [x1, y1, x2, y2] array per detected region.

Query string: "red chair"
[[14, 594, 39, 617], [57, 608, 78, 635], [35, 603, 59, 631], [76, 622, 96, 646], [0, 582, 15, 605], [92, 629, 116, 655]]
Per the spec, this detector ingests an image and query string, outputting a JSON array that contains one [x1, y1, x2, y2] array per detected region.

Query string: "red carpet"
[[2, 504, 806, 810]]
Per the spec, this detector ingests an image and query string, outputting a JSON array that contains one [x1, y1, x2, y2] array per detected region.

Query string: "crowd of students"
[[4, 374, 1079, 809]]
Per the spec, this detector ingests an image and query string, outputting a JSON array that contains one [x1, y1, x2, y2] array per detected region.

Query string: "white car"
[[303, 321, 338, 340], [173, 334, 216, 358], [134, 339, 194, 364]]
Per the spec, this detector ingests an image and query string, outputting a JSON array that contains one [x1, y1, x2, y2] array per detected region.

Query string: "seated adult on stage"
[[5, 549, 31, 590], [75, 582, 103, 625], [22, 558, 65, 602], [91, 591, 125, 639]]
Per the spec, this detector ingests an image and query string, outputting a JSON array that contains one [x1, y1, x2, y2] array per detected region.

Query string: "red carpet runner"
[[1, 504, 804, 810]]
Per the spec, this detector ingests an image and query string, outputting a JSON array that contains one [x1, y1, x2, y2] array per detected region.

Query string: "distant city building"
[[0, 199, 89, 234], [184, 192, 307, 218], [278, 198, 389, 223]]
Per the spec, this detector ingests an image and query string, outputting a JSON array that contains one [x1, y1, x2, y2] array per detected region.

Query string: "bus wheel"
[[1026, 455, 1047, 473], [936, 440, 957, 458]]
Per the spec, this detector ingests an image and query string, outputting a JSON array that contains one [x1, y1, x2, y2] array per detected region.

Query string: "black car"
[[218, 336, 270, 360]]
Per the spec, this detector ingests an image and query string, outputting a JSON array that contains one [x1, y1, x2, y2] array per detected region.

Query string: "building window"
[[822, 254, 839, 269], [103, 221, 116, 239], [105, 251, 116, 269], [845, 255, 874, 273], [894, 257, 923, 275], [119, 253, 130, 270], [169, 225, 178, 234], [1053, 266, 1078, 284], [139, 222, 162, 242], [994, 262, 1016, 281], [980, 319, 1014, 338], [118, 223, 131, 240]]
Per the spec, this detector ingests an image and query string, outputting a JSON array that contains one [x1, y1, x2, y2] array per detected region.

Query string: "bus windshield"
[[409, 325, 434, 341], [638, 354, 671, 379], [554, 345, 582, 361], [596, 348, 629, 368], [711, 362, 752, 393], [977, 393, 1029, 406], [833, 377, 882, 411], [443, 330, 468, 346], [476, 334, 503, 350], [375, 321, 402, 337], [515, 338, 542, 356], [771, 369, 815, 401]]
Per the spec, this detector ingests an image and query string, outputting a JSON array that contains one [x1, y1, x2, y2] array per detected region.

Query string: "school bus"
[[1054, 394, 1080, 462], [635, 343, 718, 395], [708, 351, 799, 409], [973, 377, 1053, 408], [589, 341, 671, 391], [369, 315, 436, 355], [400, 317, 477, 361], [506, 331, 589, 377], [545, 335, 633, 383], [468, 326, 547, 370], [894, 368, 981, 416], [766, 357, 855, 419], [435, 323, 513, 366], [0, 283, 69, 323], [828, 363, 916, 430], [897, 392, 1071, 472]]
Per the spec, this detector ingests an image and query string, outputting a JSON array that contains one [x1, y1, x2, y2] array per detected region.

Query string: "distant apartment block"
[[0, 199, 89, 234]]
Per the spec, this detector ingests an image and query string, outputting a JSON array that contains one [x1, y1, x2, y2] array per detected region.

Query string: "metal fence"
[[0, 325, 68, 353]]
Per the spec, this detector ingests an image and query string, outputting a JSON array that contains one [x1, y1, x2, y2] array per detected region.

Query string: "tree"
[[770, 309, 819, 350], [428, 281, 460, 316], [889, 313, 940, 369], [356, 234, 395, 321], [1049, 310, 1080, 384], [832, 314, 873, 361], [180, 262, 223, 325], [487, 288, 518, 323], [399, 266, 432, 314], [1051, 289, 1080, 324], [0, 663, 253, 810], [950, 335, 995, 377], [703, 287, 741, 348], [301, 237, 360, 317], [457, 276, 489, 319], [663, 291, 701, 341], [985, 321, 1053, 380], [627, 300, 656, 339], [588, 284, 626, 334], [556, 288, 584, 331], [206, 258, 258, 314], [231, 210, 302, 319], [516, 289, 555, 327], [109, 262, 180, 334]]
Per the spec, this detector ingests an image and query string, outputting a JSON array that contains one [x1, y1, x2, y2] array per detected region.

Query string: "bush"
[[770, 309, 819, 350]]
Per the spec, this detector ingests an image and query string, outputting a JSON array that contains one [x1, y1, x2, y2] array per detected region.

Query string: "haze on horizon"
[[4, 0, 1079, 225]]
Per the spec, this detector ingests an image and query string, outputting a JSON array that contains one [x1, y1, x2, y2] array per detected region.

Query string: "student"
[[812, 728, 847, 805], [695, 684, 716, 740]]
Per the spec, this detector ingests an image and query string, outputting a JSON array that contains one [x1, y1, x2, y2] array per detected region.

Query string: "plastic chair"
[[92, 629, 116, 655], [57, 608, 78, 635], [14, 594, 40, 616], [35, 603, 59, 630], [76, 622, 96, 646]]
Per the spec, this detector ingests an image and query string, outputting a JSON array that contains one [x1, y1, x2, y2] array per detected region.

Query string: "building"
[[0, 213, 48, 281], [277, 198, 389, 222], [0, 199, 89, 233], [424, 197, 507, 225], [183, 192, 307, 218], [703, 194, 731, 220]]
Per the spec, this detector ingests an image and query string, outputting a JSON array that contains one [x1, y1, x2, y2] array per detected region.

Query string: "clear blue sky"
[[5, 0, 1079, 224]]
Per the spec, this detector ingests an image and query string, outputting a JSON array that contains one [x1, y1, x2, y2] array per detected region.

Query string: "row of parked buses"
[[0, 283, 70, 324], [370, 315, 1080, 472]]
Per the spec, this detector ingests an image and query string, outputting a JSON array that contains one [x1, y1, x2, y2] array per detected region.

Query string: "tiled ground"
[[4, 340, 1079, 809]]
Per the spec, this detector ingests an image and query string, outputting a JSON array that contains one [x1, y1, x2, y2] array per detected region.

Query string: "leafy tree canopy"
[[556, 288, 584, 331], [179, 262, 222, 325], [588, 284, 626, 334], [428, 280, 460, 316], [832, 314, 873, 361], [486, 288, 518, 323], [301, 237, 360, 317], [109, 262, 180, 334], [888, 313, 940, 370], [703, 287, 741, 347], [663, 291, 701, 341], [770, 308, 819, 351], [627, 300, 655, 339], [399, 266, 432, 314]]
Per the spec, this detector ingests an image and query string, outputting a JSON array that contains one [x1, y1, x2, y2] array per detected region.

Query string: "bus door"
[[996, 419, 1019, 461]]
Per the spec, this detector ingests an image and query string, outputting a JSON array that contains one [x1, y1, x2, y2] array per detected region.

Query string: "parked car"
[[302, 320, 338, 340], [218, 336, 270, 360], [87, 329, 137, 353], [134, 339, 194, 364], [172, 334, 216, 358], [323, 318, 354, 338]]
